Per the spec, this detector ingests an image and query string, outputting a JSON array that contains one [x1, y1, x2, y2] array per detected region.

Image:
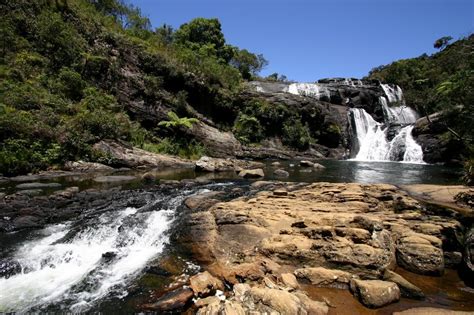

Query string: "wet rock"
[[393, 307, 474, 315], [12, 215, 43, 229], [93, 140, 195, 169], [383, 270, 424, 299], [142, 287, 194, 312], [17, 189, 43, 196], [461, 226, 474, 287], [93, 175, 137, 183], [145, 266, 172, 277], [313, 163, 326, 169], [444, 251, 463, 268], [101, 251, 117, 261], [189, 271, 224, 297], [295, 267, 353, 288], [300, 160, 315, 167], [271, 161, 281, 167], [64, 160, 113, 172], [0, 259, 22, 278], [273, 169, 289, 177], [16, 182, 62, 189], [397, 234, 444, 275], [281, 273, 299, 290], [195, 156, 263, 172], [350, 279, 400, 308], [185, 191, 223, 211], [238, 169, 264, 178]]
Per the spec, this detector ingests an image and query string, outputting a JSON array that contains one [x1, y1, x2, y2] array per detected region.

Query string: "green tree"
[[230, 48, 268, 80], [434, 36, 453, 50], [174, 18, 234, 62]]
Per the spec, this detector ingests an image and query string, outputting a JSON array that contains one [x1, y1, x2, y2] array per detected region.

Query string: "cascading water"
[[287, 83, 331, 100], [0, 186, 224, 313], [350, 84, 424, 163]]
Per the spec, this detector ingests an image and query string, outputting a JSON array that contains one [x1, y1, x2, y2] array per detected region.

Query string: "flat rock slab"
[[16, 182, 62, 189], [93, 175, 137, 183]]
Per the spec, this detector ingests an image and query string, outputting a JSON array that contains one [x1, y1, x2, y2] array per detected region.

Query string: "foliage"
[[282, 119, 312, 150], [230, 48, 268, 80], [434, 36, 453, 50], [158, 111, 199, 129], [142, 138, 205, 160], [233, 113, 264, 144]]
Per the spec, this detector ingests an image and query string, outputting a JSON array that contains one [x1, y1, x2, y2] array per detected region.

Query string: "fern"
[[158, 111, 199, 129]]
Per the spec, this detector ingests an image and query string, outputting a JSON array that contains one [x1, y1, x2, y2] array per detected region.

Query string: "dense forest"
[[0, 0, 271, 175], [0, 0, 472, 180]]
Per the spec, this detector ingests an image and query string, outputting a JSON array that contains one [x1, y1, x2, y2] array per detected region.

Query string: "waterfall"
[[287, 83, 331, 100], [350, 84, 424, 163], [381, 84, 404, 103]]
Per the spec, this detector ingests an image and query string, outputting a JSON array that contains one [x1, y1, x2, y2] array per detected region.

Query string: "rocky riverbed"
[[174, 181, 474, 314]]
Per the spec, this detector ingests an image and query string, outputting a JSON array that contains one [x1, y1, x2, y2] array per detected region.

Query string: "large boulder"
[[294, 267, 354, 288], [383, 270, 425, 299], [350, 279, 400, 308], [190, 122, 243, 158], [396, 233, 444, 275], [189, 271, 225, 297], [92, 140, 195, 169]]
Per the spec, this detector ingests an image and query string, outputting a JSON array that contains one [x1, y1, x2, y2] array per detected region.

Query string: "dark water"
[[0, 160, 463, 197], [264, 160, 463, 186]]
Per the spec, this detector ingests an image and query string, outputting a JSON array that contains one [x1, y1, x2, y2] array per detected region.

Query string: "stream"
[[0, 160, 470, 313]]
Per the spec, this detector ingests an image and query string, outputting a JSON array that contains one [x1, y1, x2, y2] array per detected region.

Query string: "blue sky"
[[130, 0, 473, 82]]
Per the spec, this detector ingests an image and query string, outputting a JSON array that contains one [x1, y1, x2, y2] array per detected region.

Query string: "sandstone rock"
[[249, 287, 310, 314], [190, 122, 243, 158], [64, 160, 113, 172], [271, 161, 281, 167], [274, 169, 290, 177], [190, 271, 224, 297], [195, 156, 263, 172], [185, 191, 223, 211], [93, 140, 195, 169], [142, 287, 193, 312], [281, 273, 299, 290], [393, 307, 474, 315], [195, 296, 221, 308], [350, 279, 400, 308], [295, 267, 353, 288], [383, 270, 424, 299], [273, 189, 288, 196], [238, 169, 264, 178], [293, 292, 329, 315], [397, 236, 444, 275]]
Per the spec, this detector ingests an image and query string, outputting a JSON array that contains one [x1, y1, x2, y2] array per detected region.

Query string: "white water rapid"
[[287, 83, 331, 100], [0, 190, 195, 313], [350, 84, 424, 163]]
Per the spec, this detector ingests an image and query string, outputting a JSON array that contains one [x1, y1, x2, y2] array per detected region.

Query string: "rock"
[[17, 189, 43, 196], [281, 273, 299, 290], [397, 235, 444, 275], [195, 296, 221, 308], [93, 140, 195, 169], [189, 121, 243, 158], [185, 191, 223, 211], [238, 169, 264, 178], [461, 226, 474, 287], [249, 287, 314, 314], [64, 161, 113, 172], [295, 267, 353, 288], [393, 307, 474, 315], [15, 182, 62, 189], [93, 175, 137, 183], [444, 251, 463, 268], [350, 279, 400, 308], [300, 160, 315, 167], [273, 189, 288, 196], [142, 287, 194, 312], [313, 163, 326, 169], [189, 271, 224, 297], [273, 169, 289, 177], [293, 291, 329, 315], [221, 301, 245, 315], [195, 156, 263, 172], [141, 172, 158, 182], [271, 161, 281, 167], [383, 270, 424, 299], [233, 283, 251, 301]]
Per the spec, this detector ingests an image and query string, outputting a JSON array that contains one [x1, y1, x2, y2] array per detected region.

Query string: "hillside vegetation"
[[0, 0, 270, 175]]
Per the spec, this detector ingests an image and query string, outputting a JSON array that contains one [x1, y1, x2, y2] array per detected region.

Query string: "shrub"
[[233, 113, 263, 144], [282, 119, 313, 150]]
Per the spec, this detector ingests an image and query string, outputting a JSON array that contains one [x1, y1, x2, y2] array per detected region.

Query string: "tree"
[[156, 23, 174, 45], [230, 48, 268, 80], [174, 18, 233, 62], [434, 36, 453, 50]]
